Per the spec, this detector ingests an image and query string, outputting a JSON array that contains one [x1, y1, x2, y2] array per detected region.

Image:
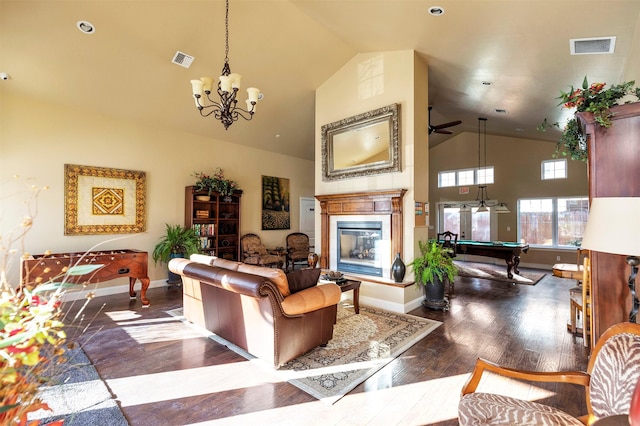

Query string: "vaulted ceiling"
[[2, 1, 639, 161]]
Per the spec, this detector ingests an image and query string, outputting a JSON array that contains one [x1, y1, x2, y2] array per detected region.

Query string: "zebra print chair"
[[458, 322, 640, 425]]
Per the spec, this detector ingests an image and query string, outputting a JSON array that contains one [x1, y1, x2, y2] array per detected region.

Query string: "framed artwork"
[[261, 175, 290, 230], [64, 164, 146, 235]]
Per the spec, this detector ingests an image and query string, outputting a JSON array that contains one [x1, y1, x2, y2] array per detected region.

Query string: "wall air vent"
[[172, 51, 195, 68], [570, 37, 616, 55]]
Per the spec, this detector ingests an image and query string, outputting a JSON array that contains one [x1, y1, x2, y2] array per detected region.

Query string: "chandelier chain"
[[224, 0, 230, 63]]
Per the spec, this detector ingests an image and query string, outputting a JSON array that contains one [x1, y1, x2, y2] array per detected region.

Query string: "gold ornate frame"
[[64, 164, 146, 235]]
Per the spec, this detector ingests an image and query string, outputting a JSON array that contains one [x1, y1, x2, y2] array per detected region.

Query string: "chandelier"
[[460, 118, 510, 214], [189, 0, 261, 130]]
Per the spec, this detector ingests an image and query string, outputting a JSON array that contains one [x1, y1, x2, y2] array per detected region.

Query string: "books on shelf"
[[192, 224, 215, 236], [199, 237, 214, 250]]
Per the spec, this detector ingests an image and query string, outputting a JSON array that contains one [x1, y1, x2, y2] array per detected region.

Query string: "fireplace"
[[336, 221, 384, 276], [316, 190, 406, 280]]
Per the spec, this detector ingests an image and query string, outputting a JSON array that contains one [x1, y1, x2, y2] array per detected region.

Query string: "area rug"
[[167, 304, 441, 405], [27, 347, 129, 425], [454, 260, 545, 285]]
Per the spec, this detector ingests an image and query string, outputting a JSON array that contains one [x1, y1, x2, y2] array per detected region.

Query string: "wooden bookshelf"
[[184, 186, 242, 261]]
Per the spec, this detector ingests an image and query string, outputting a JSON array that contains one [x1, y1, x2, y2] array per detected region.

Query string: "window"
[[542, 159, 567, 180], [518, 197, 588, 247], [437, 166, 495, 188], [477, 167, 494, 185], [439, 171, 456, 187], [458, 169, 475, 186]]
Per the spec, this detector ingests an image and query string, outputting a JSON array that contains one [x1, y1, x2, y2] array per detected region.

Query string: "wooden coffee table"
[[338, 279, 361, 314]]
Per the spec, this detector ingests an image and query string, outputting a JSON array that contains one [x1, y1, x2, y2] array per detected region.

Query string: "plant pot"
[[167, 253, 184, 285], [421, 276, 449, 311]]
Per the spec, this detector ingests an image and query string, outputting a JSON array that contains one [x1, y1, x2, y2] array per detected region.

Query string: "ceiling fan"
[[428, 106, 462, 135]]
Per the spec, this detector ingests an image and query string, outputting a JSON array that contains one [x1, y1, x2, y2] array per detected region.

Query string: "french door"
[[437, 202, 496, 241]]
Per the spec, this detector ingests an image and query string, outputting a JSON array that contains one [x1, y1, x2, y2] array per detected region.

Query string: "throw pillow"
[[286, 267, 322, 294]]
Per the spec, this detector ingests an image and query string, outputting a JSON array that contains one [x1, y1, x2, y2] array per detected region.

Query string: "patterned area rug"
[[454, 260, 546, 285], [167, 304, 441, 405]]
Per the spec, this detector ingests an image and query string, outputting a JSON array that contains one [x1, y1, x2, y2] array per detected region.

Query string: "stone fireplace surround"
[[315, 189, 407, 280]]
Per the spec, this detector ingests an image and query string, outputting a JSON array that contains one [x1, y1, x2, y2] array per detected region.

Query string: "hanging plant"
[[538, 77, 640, 162]]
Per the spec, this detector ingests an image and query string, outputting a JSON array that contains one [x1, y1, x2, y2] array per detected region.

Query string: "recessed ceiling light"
[[495, 109, 507, 114], [428, 6, 444, 16], [482, 81, 493, 86], [76, 21, 95, 34]]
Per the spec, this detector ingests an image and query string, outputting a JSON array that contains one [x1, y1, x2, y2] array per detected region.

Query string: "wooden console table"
[[21, 249, 151, 307]]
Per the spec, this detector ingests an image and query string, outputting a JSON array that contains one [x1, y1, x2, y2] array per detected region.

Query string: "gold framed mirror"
[[321, 103, 401, 181]]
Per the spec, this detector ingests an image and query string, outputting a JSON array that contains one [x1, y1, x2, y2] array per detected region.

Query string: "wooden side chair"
[[437, 230, 458, 257], [240, 233, 282, 268], [458, 322, 640, 425], [437, 230, 458, 294], [569, 256, 592, 347]]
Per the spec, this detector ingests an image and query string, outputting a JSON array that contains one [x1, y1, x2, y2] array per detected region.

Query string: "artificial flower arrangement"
[[0, 178, 101, 425], [193, 167, 241, 197], [539, 77, 640, 161]]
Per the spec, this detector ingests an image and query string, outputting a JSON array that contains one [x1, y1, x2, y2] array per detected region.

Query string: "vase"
[[222, 196, 233, 203], [308, 252, 319, 269], [391, 253, 406, 283]]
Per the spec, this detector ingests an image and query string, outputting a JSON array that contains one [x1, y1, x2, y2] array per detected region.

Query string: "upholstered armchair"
[[458, 322, 640, 425], [240, 233, 282, 267], [286, 232, 313, 272]]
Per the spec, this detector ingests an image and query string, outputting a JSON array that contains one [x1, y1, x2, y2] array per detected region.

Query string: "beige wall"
[[314, 50, 427, 311], [1, 93, 315, 287], [429, 131, 589, 267], [315, 50, 428, 265]]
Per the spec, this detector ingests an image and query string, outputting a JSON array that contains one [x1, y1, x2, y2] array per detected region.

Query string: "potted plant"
[[409, 240, 457, 311], [193, 167, 241, 199], [539, 77, 640, 161], [152, 224, 202, 284]]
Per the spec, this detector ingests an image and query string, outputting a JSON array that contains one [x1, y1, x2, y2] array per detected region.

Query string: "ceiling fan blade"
[[435, 129, 454, 135], [432, 120, 462, 130], [427, 106, 461, 135]]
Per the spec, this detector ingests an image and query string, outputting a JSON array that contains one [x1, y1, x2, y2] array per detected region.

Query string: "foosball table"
[[21, 249, 151, 307]]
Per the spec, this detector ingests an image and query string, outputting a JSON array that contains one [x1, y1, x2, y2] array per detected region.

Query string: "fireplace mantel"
[[315, 190, 407, 270]]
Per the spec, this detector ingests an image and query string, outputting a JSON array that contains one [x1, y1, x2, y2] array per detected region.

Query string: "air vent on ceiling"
[[570, 37, 616, 55], [172, 51, 195, 68]]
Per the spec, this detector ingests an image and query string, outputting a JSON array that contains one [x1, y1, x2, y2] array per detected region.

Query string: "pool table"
[[455, 240, 530, 279]]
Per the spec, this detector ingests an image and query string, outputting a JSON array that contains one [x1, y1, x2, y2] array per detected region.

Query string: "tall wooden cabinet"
[[579, 102, 640, 347], [184, 186, 242, 261]]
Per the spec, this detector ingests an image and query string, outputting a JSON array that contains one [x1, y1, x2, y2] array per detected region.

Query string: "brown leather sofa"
[[169, 255, 341, 367]]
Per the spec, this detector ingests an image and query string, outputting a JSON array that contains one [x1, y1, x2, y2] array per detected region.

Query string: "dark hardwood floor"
[[67, 268, 590, 425]]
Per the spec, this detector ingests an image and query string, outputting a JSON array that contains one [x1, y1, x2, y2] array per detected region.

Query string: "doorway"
[[299, 197, 315, 247]]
